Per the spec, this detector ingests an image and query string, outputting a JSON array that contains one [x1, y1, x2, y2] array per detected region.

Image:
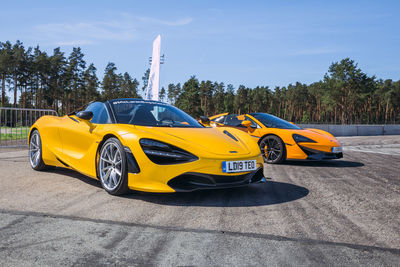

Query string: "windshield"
[[251, 113, 301, 130], [110, 99, 203, 128]]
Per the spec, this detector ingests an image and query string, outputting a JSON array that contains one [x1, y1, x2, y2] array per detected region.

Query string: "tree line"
[[0, 41, 139, 115], [167, 59, 400, 124], [1, 40, 399, 124]]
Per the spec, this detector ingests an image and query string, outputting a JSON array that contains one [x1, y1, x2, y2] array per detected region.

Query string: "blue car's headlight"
[[292, 134, 316, 143], [139, 138, 198, 165]]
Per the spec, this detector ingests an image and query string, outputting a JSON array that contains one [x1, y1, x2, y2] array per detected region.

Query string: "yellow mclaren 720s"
[[205, 113, 343, 164], [28, 99, 265, 195]]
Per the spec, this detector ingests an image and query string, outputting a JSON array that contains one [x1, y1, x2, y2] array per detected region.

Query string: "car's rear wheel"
[[259, 135, 286, 164], [98, 138, 129, 195], [29, 130, 47, 170]]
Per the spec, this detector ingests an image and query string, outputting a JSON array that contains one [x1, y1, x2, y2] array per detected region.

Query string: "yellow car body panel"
[[207, 113, 342, 161], [30, 106, 264, 193]]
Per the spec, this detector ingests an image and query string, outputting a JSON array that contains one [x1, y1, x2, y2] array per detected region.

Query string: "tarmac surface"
[[0, 135, 400, 266]]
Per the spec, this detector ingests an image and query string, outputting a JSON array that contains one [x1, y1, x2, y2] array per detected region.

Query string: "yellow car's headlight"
[[139, 138, 198, 165]]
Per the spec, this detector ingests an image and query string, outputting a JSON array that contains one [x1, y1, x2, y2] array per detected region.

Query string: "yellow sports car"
[[207, 113, 343, 164], [29, 99, 265, 195]]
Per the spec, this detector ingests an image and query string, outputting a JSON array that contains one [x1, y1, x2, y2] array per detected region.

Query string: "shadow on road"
[[46, 168, 309, 207], [282, 160, 364, 168], [123, 181, 309, 207], [44, 167, 103, 188]]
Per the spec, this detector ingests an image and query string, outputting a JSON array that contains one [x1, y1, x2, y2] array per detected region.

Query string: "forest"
[[1, 40, 399, 124]]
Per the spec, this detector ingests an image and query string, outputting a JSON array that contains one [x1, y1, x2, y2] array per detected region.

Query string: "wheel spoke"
[[111, 172, 118, 185], [31, 143, 38, 149], [100, 157, 113, 164], [113, 150, 119, 162], [106, 146, 112, 161], [102, 165, 112, 172], [103, 168, 112, 181], [114, 168, 121, 176]]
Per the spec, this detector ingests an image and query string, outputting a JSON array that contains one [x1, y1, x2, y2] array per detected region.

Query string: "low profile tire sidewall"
[[260, 135, 286, 164], [98, 138, 129, 195], [29, 130, 46, 170]]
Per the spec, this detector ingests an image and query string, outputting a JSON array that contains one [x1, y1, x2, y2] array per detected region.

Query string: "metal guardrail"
[[298, 124, 400, 136], [0, 107, 58, 148]]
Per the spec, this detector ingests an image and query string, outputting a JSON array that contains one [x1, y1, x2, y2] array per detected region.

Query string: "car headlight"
[[292, 134, 316, 143], [332, 146, 343, 153], [139, 138, 198, 165]]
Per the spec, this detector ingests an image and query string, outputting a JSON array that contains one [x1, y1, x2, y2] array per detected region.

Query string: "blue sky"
[[1, 0, 399, 91]]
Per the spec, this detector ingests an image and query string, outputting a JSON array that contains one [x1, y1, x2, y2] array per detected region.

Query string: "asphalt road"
[[1, 136, 400, 266]]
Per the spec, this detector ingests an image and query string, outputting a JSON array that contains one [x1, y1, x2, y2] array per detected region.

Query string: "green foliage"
[[159, 86, 166, 102], [1, 41, 399, 123], [176, 76, 202, 117], [168, 58, 400, 123]]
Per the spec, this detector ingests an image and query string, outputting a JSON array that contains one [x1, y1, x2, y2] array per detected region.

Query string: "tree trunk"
[[385, 100, 389, 124], [14, 75, 18, 107], [1, 75, 5, 107]]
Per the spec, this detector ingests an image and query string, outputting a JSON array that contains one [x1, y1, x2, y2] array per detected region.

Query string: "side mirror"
[[241, 120, 252, 128], [289, 121, 295, 124], [76, 111, 93, 121], [199, 116, 210, 125]]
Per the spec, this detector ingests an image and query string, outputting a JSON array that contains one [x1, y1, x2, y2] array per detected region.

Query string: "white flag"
[[145, 35, 161, 101]]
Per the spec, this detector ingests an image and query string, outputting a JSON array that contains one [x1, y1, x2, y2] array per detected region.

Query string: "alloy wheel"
[[99, 142, 123, 191], [29, 132, 41, 168]]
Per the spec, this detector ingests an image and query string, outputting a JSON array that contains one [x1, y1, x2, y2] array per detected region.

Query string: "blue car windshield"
[[251, 113, 301, 130], [110, 99, 203, 128]]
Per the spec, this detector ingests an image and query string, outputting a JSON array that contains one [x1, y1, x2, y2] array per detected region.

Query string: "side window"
[[211, 115, 226, 123], [225, 114, 244, 127], [245, 116, 260, 129], [85, 102, 111, 124]]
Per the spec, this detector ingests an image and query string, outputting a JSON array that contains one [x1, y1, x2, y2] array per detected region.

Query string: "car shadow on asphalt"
[[281, 160, 364, 168], [122, 181, 309, 207], [44, 167, 103, 188], [45, 168, 309, 207]]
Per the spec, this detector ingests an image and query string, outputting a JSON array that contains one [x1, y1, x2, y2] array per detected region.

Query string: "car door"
[[244, 115, 263, 137], [59, 115, 97, 169], [59, 102, 108, 175]]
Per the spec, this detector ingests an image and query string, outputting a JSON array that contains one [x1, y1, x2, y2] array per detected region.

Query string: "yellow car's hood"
[[133, 126, 254, 156]]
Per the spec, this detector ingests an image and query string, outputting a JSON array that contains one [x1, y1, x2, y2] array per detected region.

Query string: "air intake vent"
[[223, 130, 238, 141]]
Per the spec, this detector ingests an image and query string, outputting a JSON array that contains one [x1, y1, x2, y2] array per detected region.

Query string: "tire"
[[259, 135, 286, 164], [98, 137, 129, 195], [29, 130, 47, 171]]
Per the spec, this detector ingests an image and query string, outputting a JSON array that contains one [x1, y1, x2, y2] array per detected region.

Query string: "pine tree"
[[102, 63, 118, 100]]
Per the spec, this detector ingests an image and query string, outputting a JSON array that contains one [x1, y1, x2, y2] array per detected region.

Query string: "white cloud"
[[34, 20, 136, 45], [33, 14, 193, 46], [54, 40, 94, 46]]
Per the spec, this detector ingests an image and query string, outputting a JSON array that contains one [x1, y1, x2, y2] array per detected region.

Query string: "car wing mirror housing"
[[241, 120, 252, 128], [199, 116, 210, 126], [76, 111, 93, 121]]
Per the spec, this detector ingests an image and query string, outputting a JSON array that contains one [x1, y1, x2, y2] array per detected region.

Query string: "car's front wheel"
[[259, 135, 286, 164], [29, 130, 47, 170], [98, 138, 129, 195]]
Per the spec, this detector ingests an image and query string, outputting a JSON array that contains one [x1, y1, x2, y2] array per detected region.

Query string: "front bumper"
[[299, 145, 343, 160], [167, 167, 265, 192]]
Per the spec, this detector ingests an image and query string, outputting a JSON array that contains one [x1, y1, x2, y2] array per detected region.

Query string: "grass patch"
[[1, 129, 29, 140]]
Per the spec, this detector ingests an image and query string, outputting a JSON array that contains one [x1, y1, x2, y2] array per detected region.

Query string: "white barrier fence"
[[0, 107, 58, 147], [298, 124, 400, 136]]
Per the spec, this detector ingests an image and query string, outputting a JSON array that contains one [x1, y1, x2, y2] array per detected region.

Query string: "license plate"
[[222, 160, 257, 173], [332, 146, 343, 153]]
